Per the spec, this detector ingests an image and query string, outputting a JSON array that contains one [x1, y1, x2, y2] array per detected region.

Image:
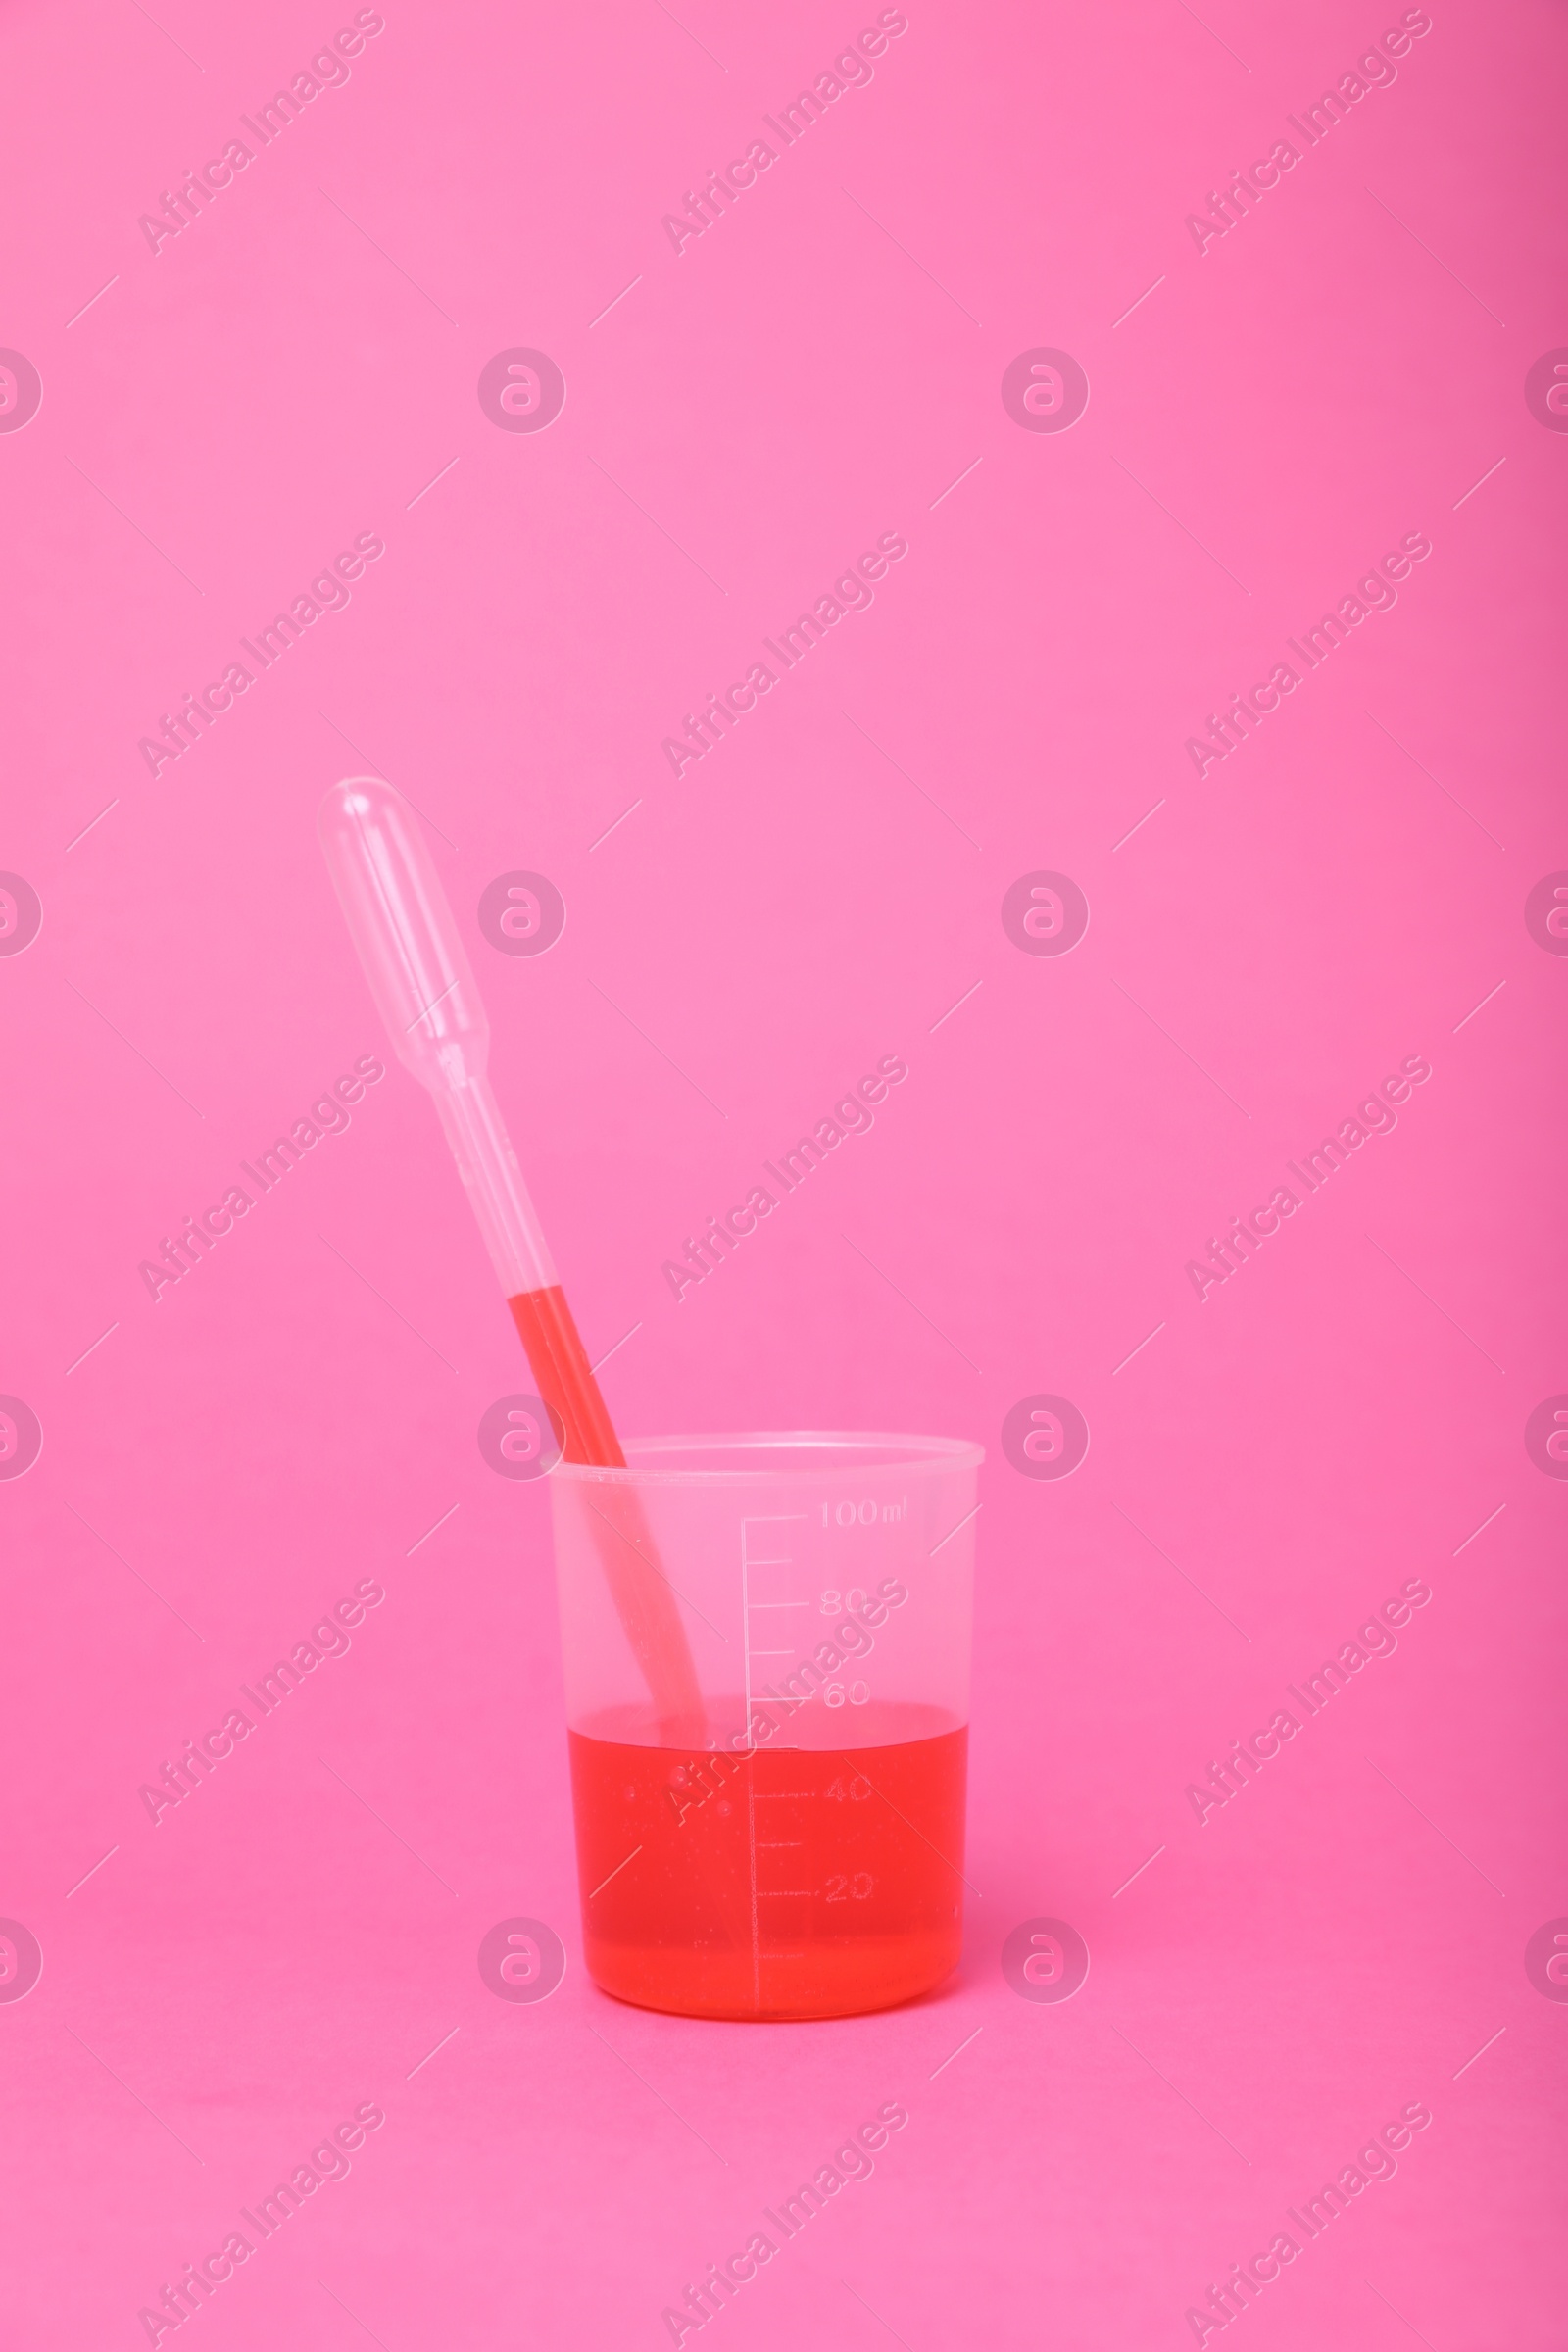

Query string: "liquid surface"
[[568, 1700, 966, 2021]]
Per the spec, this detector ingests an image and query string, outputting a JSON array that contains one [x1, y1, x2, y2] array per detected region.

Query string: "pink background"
[[1, 0, 1564, 2342]]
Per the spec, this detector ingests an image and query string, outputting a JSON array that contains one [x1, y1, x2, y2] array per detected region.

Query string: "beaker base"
[[583, 1935, 961, 2022]]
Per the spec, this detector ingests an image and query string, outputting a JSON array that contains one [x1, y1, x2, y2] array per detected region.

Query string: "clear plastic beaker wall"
[[549, 1432, 981, 2022]]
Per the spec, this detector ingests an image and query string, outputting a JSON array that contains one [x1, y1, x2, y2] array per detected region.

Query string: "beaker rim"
[[550, 1430, 985, 1485]]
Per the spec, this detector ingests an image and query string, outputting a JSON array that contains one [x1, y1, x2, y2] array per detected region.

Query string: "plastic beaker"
[[549, 1431, 981, 2021]]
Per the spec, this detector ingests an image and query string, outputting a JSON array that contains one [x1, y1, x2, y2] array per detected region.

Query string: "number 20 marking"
[[825, 1872, 874, 1902]]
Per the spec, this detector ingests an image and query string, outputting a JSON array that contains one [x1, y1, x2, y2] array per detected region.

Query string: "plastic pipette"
[[317, 777, 704, 1738]]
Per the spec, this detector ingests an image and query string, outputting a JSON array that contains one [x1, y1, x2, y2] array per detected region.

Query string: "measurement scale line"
[[748, 1760, 761, 2009], [742, 1535, 758, 1740], [741, 1514, 806, 1750]]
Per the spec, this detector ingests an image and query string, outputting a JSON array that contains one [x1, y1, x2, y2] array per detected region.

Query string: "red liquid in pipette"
[[568, 1699, 966, 2021], [509, 1285, 706, 1740], [508, 1284, 625, 1466]]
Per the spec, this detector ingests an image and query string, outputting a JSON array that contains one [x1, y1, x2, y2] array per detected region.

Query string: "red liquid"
[[508, 1285, 704, 1739], [568, 1700, 966, 2021], [508, 1283, 627, 1467]]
